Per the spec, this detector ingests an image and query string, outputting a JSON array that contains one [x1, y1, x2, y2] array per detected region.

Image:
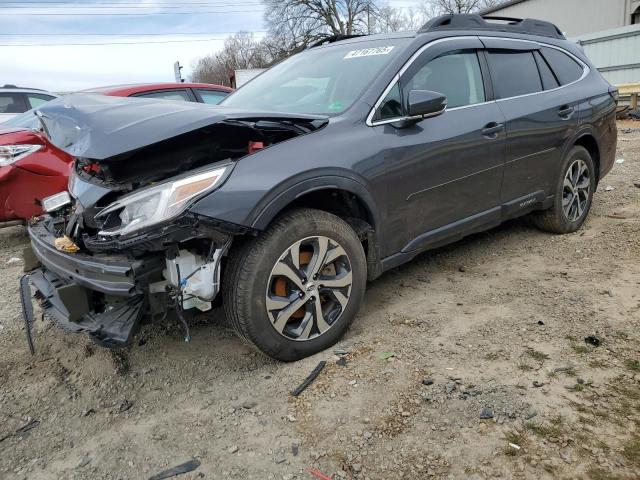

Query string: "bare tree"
[[191, 32, 271, 86], [374, 5, 424, 33], [263, 0, 379, 51], [420, 0, 501, 17]]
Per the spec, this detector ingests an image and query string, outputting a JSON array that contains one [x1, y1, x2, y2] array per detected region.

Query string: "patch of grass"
[[484, 352, 500, 361], [587, 468, 620, 480], [622, 437, 640, 466], [572, 344, 591, 354], [543, 464, 557, 474], [588, 359, 608, 369], [624, 359, 640, 372], [524, 418, 563, 438], [504, 429, 527, 446], [525, 348, 550, 362], [518, 362, 534, 372]]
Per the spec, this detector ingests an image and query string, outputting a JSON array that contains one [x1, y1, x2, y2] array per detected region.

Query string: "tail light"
[[0, 144, 42, 167]]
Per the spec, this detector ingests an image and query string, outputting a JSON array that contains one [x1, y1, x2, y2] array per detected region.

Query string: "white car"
[[0, 85, 58, 122]]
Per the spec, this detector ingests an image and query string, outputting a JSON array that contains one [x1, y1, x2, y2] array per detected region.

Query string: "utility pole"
[[173, 61, 184, 83]]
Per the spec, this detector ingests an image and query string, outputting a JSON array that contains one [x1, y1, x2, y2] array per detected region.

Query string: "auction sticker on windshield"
[[344, 46, 394, 59]]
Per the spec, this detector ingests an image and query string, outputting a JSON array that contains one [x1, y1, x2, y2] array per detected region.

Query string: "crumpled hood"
[[36, 93, 328, 161]]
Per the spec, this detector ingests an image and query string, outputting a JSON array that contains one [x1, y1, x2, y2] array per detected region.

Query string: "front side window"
[[0, 93, 25, 114], [540, 47, 584, 85], [487, 50, 543, 99], [222, 39, 409, 116], [373, 49, 485, 122]]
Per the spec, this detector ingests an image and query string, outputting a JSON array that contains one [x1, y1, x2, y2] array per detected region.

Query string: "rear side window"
[[487, 50, 543, 99], [0, 93, 26, 114], [534, 51, 560, 90], [196, 89, 229, 105], [540, 47, 584, 85], [133, 90, 191, 102], [27, 93, 56, 109]]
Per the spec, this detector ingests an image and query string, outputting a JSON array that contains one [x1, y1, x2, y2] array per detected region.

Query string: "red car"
[[0, 82, 233, 222]]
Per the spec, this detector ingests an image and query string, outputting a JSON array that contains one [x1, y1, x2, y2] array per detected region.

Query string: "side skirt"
[[380, 191, 552, 273]]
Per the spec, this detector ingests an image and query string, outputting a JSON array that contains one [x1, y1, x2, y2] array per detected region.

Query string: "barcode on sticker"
[[344, 46, 394, 59]]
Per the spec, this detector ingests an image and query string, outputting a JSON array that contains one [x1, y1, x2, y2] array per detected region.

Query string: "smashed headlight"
[[96, 165, 229, 237]]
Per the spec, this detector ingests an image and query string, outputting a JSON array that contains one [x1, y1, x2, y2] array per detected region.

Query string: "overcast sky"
[[1, 0, 421, 93]]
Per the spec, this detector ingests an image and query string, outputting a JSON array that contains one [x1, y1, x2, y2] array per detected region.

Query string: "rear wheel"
[[532, 145, 596, 234], [223, 208, 367, 361]]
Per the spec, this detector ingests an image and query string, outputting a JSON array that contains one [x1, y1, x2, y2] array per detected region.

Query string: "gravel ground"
[[1, 125, 639, 480]]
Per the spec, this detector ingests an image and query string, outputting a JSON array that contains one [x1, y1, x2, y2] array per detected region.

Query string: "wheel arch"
[[250, 176, 384, 280], [573, 133, 601, 181]]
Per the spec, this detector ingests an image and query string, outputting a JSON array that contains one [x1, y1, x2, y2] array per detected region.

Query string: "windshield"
[[222, 38, 408, 116]]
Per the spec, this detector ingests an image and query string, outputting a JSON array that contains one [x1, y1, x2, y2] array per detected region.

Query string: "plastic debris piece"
[[379, 351, 396, 362], [54, 235, 80, 253], [604, 185, 615, 192], [616, 158, 625, 164], [307, 468, 333, 480], [509, 443, 521, 450], [148, 459, 201, 480], [291, 361, 326, 397]]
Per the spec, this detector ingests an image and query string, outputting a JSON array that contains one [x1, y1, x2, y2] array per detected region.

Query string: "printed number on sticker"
[[344, 46, 394, 59]]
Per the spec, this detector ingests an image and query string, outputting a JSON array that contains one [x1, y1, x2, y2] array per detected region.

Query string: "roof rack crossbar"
[[418, 14, 564, 39], [308, 34, 366, 48]]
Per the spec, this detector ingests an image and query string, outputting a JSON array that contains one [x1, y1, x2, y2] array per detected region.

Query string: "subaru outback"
[[21, 14, 617, 361]]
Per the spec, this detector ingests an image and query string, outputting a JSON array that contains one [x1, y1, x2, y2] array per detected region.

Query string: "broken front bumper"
[[22, 221, 165, 348]]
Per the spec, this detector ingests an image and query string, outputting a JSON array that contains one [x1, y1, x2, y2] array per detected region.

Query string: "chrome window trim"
[[366, 35, 590, 127]]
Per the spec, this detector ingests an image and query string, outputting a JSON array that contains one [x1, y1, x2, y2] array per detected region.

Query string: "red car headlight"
[[0, 144, 42, 167]]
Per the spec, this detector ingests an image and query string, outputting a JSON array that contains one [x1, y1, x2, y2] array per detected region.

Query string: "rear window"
[[487, 50, 543, 99], [540, 47, 584, 85], [27, 93, 56, 109], [133, 90, 191, 102]]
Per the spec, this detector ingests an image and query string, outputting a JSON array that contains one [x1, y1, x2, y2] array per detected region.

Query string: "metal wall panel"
[[574, 24, 640, 84], [487, 0, 628, 37]]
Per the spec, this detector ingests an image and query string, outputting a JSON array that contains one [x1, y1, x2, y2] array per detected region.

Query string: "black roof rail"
[[418, 14, 565, 39], [308, 34, 366, 48]]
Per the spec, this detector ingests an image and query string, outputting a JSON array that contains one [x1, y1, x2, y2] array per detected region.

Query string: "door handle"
[[558, 105, 575, 118], [482, 122, 504, 138]]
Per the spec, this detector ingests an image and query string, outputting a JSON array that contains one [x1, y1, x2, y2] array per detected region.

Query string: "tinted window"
[[540, 47, 584, 85], [197, 89, 228, 104], [373, 83, 403, 121], [487, 51, 543, 99], [0, 93, 26, 114], [134, 90, 191, 102], [405, 50, 485, 109], [534, 51, 560, 90], [27, 93, 55, 109]]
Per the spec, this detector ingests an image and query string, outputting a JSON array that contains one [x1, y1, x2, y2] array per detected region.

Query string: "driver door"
[[372, 38, 506, 255]]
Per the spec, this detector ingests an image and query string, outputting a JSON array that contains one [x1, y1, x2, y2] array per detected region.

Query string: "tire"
[[531, 146, 596, 234], [222, 208, 367, 362]]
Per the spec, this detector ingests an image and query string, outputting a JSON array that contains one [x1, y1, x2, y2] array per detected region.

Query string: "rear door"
[[372, 37, 506, 253], [483, 38, 584, 209]]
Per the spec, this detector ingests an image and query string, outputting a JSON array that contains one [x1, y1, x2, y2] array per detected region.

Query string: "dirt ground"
[[1, 125, 639, 480]]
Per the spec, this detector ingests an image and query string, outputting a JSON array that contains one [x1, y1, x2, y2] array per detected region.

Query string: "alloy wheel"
[[562, 159, 590, 222], [265, 236, 353, 341]]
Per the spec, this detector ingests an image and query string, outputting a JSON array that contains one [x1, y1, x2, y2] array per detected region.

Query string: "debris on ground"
[[148, 459, 201, 480], [291, 361, 326, 397], [584, 336, 601, 347], [604, 185, 615, 191], [378, 351, 396, 362], [0, 419, 40, 443], [480, 408, 494, 420], [6, 257, 21, 266]]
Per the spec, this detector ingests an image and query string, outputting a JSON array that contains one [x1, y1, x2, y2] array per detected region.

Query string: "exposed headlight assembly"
[[96, 166, 229, 237], [0, 144, 42, 167]]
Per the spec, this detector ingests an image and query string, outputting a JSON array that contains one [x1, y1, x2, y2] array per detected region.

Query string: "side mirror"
[[408, 89, 447, 118]]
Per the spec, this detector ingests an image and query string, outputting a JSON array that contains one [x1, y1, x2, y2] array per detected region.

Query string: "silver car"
[[0, 85, 58, 122]]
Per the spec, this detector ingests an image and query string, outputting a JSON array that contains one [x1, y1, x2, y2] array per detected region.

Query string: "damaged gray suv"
[[22, 14, 617, 361]]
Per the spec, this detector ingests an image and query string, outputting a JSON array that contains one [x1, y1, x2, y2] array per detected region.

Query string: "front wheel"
[[222, 209, 367, 361], [532, 145, 596, 234]]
